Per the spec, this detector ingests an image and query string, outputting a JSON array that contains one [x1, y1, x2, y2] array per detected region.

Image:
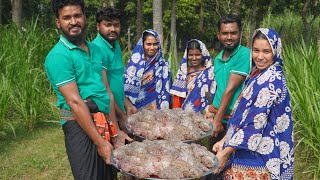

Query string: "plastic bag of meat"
[[126, 109, 213, 142], [112, 140, 219, 179]]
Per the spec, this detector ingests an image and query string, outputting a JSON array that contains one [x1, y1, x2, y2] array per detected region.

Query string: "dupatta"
[[170, 39, 216, 113], [224, 28, 294, 179], [124, 29, 172, 110]]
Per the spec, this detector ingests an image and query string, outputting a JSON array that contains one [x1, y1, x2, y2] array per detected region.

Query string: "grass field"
[[0, 125, 72, 180]]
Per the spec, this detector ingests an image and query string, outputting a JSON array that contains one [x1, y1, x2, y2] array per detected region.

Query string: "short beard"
[[100, 32, 119, 44], [60, 24, 88, 45], [222, 42, 239, 52]]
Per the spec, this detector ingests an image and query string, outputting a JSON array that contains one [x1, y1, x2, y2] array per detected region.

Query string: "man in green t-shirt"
[[44, 1, 131, 179], [92, 7, 127, 131], [206, 14, 251, 148]]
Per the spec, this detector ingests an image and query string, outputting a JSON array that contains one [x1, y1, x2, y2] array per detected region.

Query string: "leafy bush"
[[0, 18, 58, 132]]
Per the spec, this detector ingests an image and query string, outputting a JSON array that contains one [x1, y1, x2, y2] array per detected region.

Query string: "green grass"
[[0, 124, 72, 180], [284, 41, 320, 178]]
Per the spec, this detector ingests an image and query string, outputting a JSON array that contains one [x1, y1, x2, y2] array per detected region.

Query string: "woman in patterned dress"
[[212, 28, 294, 180], [124, 29, 172, 115], [170, 39, 216, 113]]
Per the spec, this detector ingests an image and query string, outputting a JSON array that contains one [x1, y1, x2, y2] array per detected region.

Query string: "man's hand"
[[119, 114, 129, 133], [211, 119, 224, 137], [112, 130, 133, 148], [96, 140, 114, 165], [126, 105, 139, 116]]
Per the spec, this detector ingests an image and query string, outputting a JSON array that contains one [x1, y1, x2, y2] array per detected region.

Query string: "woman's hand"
[[213, 147, 235, 175], [212, 139, 225, 154]]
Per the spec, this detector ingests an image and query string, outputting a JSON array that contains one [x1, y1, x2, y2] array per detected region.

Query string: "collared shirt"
[[45, 35, 110, 125], [213, 45, 250, 124], [92, 33, 125, 112]]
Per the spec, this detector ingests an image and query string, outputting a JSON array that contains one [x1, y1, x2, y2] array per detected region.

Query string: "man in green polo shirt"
[[92, 7, 127, 131], [206, 14, 250, 149], [44, 1, 131, 179]]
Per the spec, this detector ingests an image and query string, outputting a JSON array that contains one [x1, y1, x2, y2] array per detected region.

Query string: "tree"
[[152, 0, 164, 48], [301, 0, 319, 43], [198, 0, 204, 32], [136, 0, 144, 42], [233, 0, 241, 15], [11, 0, 22, 29], [169, 0, 177, 65]]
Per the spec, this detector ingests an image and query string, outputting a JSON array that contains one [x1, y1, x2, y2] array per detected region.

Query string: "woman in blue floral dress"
[[170, 39, 216, 113], [124, 30, 172, 115], [212, 28, 294, 180]]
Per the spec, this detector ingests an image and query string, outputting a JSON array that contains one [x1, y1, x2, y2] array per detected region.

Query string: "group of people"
[[45, 0, 294, 179]]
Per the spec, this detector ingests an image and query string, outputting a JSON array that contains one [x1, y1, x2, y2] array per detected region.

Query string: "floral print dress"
[[224, 28, 294, 180], [124, 29, 172, 110]]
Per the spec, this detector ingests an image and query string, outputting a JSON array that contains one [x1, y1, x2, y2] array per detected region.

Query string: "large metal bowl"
[[111, 154, 218, 180]]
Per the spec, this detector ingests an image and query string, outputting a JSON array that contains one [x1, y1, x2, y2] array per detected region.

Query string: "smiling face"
[[143, 35, 159, 60], [97, 19, 121, 44], [217, 22, 240, 52], [252, 38, 274, 71], [56, 5, 86, 44], [187, 49, 203, 68]]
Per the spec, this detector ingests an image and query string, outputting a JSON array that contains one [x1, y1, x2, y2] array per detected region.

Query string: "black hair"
[[186, 40, 205, 67], [252, 30, 268, 42], [51, 0, 85, 18], [187, 40, 201, 51], [95, 7, 121, 23], [218, 13, 242, 31], [142, 31, 156, 43]]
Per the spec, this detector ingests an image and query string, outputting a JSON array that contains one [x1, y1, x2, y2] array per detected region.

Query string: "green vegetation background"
[[0, 9, 320, 180]]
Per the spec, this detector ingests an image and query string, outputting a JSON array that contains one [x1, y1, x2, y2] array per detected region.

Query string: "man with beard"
[[45, 1, 131, 179], [92, 7, 128, 132], [206, 14, 250, 151]]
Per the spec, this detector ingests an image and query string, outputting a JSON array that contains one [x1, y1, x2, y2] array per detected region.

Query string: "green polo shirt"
[[92, 33, 125, 112], [213, 45, 250, 124], [45, 35, 110, 125]]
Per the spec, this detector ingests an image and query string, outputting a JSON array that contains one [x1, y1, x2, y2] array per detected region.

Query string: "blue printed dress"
[[124, 29, 172, 110], [224, 28, 294, 180]]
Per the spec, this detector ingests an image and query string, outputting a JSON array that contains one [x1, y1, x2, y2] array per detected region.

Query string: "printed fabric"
[[124, 29, 172, 110], [224, 28, 294, 180], [170, 39, 216, 113]]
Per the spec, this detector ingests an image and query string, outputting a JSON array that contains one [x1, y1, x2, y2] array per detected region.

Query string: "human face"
[[56, 5, 86, 44], [97, 19, 121, 44], [252, 39, 274, 71], [217, 22, 240, 52], [187, 49, 203, 68], [143, 35, 159, 60]]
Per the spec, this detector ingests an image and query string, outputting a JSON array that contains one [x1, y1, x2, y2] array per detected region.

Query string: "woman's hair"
[[187, 40, 201, 51], [252, 30, 268, 42], [186, 40, 205, 67], [142, 31, 156, 43]]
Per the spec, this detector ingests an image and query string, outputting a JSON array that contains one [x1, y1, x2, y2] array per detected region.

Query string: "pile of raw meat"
[[127, 108, 212, 141], [113, 140, 218, 179]]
